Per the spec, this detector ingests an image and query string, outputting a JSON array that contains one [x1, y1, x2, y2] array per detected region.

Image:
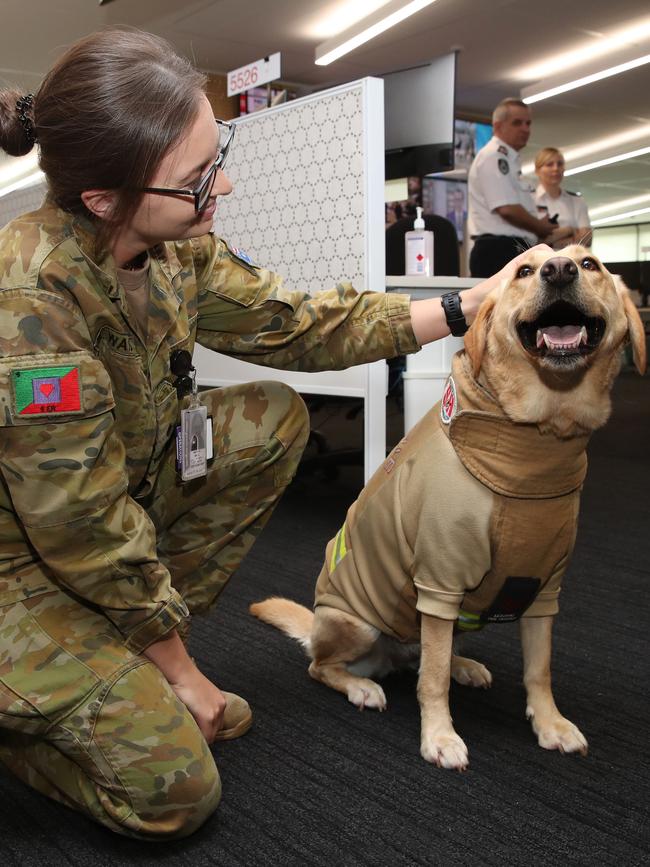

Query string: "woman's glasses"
[[141, 119, 235, 214]]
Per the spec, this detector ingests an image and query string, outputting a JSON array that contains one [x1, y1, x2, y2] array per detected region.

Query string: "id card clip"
[[180, 367, 208, 480]]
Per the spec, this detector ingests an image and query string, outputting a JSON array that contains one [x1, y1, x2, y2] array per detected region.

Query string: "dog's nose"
[[540, 257, 578, 289]]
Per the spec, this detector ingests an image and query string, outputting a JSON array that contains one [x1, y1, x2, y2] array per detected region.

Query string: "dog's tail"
[[249, 597, 314, 655]]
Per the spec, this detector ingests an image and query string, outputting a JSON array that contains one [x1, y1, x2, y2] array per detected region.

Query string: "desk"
[[387, 276, 481, 431]]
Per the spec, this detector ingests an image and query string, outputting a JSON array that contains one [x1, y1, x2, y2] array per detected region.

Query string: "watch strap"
[[440, 291, 468, 336]]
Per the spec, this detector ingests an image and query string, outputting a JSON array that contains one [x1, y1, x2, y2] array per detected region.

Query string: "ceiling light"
[[590, 193, 650, 217], [522, 53, 650, 104], [308, 1, 394, 40], [564, 146, 650, 177], [516, 18, 650, 81], [592, 206, 650, 226], [315, 0, 440, 66], [521, 124, 650, 176]]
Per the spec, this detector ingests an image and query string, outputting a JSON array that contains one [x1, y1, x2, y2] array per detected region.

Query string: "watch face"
[[442, 293, 468, 336]]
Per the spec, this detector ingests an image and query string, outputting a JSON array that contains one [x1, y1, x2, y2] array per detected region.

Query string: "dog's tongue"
[[536, 325, 585, 349]]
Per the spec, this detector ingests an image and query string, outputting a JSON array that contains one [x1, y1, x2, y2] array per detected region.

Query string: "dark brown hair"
[[0, 27, 207, 251]]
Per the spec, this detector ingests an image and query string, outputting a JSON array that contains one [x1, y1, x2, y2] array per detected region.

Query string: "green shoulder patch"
[[12, 365, 81, 417]]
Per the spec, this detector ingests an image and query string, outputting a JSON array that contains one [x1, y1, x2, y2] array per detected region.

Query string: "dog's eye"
[[581, 257, 600, 271], [516, 265, 535, 278]]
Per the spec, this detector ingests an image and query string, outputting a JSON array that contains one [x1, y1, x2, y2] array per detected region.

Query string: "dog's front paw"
[[451, 656, 492, 688], [527, 709, 588, 756], [421, 732, 469, 770], [347, 679, 387, 711]]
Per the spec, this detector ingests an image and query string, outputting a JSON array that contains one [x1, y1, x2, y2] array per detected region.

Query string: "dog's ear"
[[612, 275, 647, 375], [622, 290, 647, 375], [464, 295, 496, 377]]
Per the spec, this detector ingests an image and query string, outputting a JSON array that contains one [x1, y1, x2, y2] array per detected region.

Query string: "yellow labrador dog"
[[251, 246, 645, 771]]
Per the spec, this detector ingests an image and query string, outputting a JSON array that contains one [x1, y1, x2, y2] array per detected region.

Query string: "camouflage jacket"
[[0, 199, 418, 652]]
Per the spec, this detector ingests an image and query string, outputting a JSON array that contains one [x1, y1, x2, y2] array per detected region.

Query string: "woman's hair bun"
[[0, 89, 36, 156]]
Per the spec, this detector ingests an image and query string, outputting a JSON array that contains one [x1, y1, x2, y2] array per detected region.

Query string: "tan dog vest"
[[314, 353, 589, 641]]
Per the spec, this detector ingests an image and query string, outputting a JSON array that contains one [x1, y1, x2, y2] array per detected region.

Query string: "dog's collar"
[[439, 353, 589, 498]]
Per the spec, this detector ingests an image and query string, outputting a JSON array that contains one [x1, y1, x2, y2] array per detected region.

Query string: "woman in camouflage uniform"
[[0, 28, 525, 839]]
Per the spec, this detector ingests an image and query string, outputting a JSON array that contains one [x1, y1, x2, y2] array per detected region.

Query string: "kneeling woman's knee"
[[127, 745, 222, 840], [262, 381, 310, 442], [96, 663, 222, 840]]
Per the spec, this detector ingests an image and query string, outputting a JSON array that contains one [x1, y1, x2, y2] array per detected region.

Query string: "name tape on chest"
[[12, 365, 82, 417]]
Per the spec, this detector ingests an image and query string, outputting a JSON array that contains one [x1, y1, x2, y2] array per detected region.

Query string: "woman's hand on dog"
[[410, 244, 554, 346], [464, 244, 556, 316]]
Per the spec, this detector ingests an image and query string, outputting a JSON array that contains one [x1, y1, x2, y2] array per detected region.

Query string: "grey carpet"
[[0, 372, 648, 866]]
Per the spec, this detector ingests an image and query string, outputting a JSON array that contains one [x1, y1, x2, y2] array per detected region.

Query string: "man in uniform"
[[468, 98, 572, 277]]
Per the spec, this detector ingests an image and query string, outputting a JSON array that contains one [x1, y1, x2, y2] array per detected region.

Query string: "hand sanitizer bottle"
[[405, 207, 434, 276]]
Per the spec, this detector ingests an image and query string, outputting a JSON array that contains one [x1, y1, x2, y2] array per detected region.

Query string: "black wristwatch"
[[440, 291, 469, 336]]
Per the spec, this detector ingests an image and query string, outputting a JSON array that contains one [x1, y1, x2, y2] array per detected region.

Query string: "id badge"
[[180, 405, 208, 481]]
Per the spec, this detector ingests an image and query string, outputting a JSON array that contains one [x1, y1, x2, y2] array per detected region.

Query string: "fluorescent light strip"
[[592, 206, 650, 226], [590, 193, 650, 217], [517, 18, 650, 81], [521, 125, 650, 176], [315, 0, 438, 65], [523, 53, 650, 104], [564, 146, 650, 177], [310, 1, 394, 39]]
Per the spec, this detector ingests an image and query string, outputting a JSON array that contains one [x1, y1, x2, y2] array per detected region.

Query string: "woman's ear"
[[80, 190, 116, 220]]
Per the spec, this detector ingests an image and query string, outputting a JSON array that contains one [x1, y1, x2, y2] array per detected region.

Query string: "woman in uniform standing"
[[0, 27, 544, 841], [534, 147, 592, 248]]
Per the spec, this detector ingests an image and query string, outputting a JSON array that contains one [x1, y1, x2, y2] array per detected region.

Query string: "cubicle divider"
[[194, 77, 387, 480], [0, 180, 46, 227]]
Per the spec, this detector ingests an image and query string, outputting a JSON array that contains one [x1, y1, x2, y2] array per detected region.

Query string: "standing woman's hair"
[[534, 147, 565, 174], [0, 27, 207, 250]]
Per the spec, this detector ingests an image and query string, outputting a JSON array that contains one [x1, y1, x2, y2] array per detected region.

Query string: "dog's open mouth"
[[516, 300, 606, 362]]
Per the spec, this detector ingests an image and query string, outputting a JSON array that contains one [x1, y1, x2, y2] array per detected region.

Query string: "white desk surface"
[[386, 275, 481, 298]]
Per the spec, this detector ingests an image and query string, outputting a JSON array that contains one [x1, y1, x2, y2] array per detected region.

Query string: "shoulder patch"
[[230, 246, 257, 267], [0, 351, 115, 427], [441, 376, 457, 424], [498, 158, 509, 175], [12, 365, 81, 417], [497, 145, 508, 155]]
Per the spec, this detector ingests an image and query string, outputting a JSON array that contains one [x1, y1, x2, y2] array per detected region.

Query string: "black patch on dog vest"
[[483, 577, 541, 622]]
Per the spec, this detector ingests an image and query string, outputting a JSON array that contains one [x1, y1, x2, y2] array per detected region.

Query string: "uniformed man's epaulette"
[[566, 190, 582, 197]]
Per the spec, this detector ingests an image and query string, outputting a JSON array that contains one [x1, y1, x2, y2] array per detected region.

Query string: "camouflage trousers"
[[0, 381, 309, 840]]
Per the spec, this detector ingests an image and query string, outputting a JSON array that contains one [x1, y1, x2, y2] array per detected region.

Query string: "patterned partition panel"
[[214, 83, 367, 293]]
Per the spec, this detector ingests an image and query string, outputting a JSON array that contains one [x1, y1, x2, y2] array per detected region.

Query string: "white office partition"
[[194, 77, 387, 480], [0, 180, 47, 227]]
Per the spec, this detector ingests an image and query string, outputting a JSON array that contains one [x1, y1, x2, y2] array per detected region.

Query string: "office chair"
[[385, 213, 461, 277]]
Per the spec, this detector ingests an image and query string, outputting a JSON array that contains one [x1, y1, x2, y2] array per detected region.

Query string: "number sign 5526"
[[227, 53, 281, 98]]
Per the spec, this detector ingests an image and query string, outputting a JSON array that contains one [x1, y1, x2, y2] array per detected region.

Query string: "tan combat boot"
[[215, 692, 253, 740]]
